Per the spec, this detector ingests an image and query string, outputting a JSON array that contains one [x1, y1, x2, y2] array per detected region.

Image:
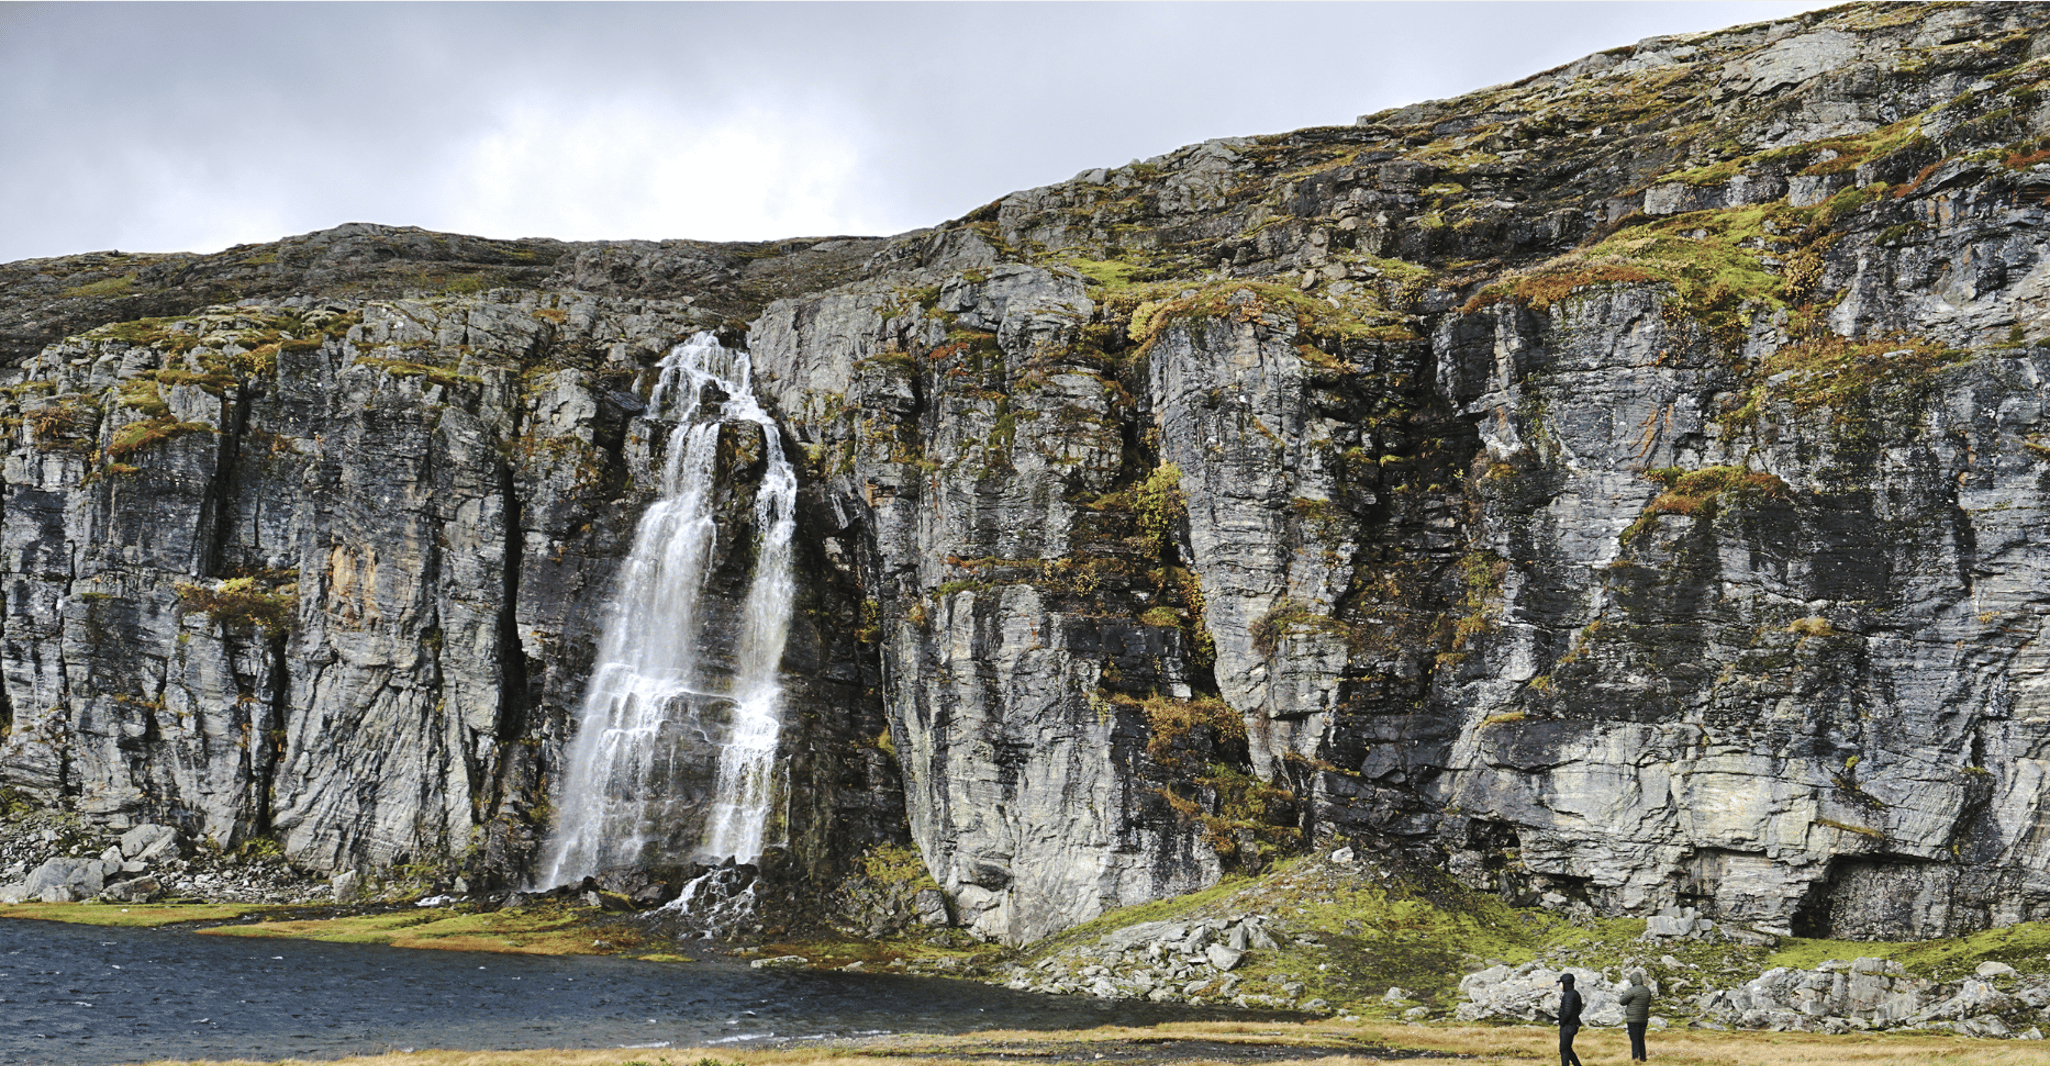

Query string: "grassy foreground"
[[112, 1019, 2050, 1066]]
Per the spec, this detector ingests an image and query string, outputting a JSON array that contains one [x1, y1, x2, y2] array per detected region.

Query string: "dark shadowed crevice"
[[196, 382, 255, 577], [489, 456, 533, 822], [253, 629, 287, 837]]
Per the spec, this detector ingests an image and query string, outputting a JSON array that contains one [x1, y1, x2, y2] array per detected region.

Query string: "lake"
[[0, 917, 1246, 1065]]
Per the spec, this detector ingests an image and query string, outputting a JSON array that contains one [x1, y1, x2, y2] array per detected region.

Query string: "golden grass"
[[112, 1020, 2050, 1066], [1357, 1021, 2050, 1065], [0, 901, 271, 926], [199, 905, 639, 957]]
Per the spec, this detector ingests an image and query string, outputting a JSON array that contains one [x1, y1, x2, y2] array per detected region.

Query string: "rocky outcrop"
[[0, 806, 320, 903], [1698, 957, 2050, 1038], [1000, 915, 1293, 1006], [1457, 964, 1640, 1026], [9, 1, 2050, 953]]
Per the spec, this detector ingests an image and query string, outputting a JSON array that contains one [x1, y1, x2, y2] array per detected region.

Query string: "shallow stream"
[[1, 918, 1240, 1065]]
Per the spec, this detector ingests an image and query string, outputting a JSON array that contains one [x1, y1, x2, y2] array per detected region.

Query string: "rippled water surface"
[[1, 918, 1241, 1065]]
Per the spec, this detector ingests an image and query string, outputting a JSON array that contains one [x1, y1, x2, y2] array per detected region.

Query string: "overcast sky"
[[2, 2, 1834, 264]]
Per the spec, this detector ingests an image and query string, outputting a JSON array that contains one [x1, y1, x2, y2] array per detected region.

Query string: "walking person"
[[1619, 970, 1653, 1062], [1554, 972, 1584, 1066]]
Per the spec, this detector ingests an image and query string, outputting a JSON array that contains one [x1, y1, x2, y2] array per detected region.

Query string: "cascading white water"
[[535, 332, 796, 891]]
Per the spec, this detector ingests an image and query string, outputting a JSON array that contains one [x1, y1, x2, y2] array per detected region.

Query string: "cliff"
[[6, 1, 2050, 947]]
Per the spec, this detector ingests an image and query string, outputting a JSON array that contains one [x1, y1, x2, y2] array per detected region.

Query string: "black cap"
[[1557, 973, 1574, 986]]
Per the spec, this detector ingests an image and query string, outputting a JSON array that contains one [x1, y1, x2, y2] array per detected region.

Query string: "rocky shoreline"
[[9, 802, 2050, 1042], [0, 802, 325, 905]]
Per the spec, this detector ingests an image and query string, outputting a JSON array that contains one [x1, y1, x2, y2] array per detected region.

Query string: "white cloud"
[[441, 98, 881, 242]]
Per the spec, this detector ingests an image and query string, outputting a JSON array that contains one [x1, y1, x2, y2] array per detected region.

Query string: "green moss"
[[115, 378, 170, 418], [354, 355, 482, 388], [1775, 334, 1961, 412], [859, 843, 941, 893], [1119, 280, 1416, 357], [1250, 597, 1353, 657], [174, 575, 297, 633], [92, 316, 200, 354], [106, 417, 213, 461], [1451, 550, 1508, 650], [1621, 465, 1791, 545], [1139, 605, 1184, 628], [854, 348, 920, 374], [1662, 159, 1742, 187], [1135, 692, 1243, 768], [1133, 462, 1186, 557], [27, 397, 102, 454], [1182, 764, 1302, 864]]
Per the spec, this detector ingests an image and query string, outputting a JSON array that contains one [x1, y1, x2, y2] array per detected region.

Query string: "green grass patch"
[[1064, 257, 1145, 289], [1770, 920, 2050, 982], [60, 273, 137, 298]]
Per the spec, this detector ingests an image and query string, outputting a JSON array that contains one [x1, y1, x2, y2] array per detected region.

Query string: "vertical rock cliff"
[[8, 1, 2050, 945]]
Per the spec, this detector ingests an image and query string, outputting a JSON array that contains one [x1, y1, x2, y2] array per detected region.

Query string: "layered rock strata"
[[6, 2, 2050, 947]]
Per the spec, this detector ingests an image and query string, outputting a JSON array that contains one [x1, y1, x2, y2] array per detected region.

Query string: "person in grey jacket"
[[1554, 972, 1583, 1066], [1619, 970, 1653, 1062]]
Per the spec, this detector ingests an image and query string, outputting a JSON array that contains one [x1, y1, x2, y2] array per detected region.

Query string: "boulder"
[[913, 887, 951, 927], [1457, 964, 1622, 1023], [119, 823, 183, 864], [1, 857, 110, 903], [101, 876, 161, 903]]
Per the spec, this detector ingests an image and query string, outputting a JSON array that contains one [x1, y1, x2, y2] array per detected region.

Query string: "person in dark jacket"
[[1619, 970, 1653, 1061], [1555, 972, 1584, 1066]]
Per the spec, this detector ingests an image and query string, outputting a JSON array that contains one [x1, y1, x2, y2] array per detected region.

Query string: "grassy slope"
[[1005, 853, 2050, 1017]]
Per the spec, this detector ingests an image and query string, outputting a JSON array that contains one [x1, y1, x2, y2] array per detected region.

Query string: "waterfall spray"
[[536, 333, 796, 897]]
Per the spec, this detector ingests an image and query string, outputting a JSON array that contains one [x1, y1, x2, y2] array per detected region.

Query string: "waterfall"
[[535, 332, 796, 891]]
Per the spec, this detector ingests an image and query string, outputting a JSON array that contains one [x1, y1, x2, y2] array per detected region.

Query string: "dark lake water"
[[1, 918, 1243, 1065]]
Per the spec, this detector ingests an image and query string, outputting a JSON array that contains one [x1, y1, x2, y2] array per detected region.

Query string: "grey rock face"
[[0, 290, 896, 894], [9, 1, 2050, 956]]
